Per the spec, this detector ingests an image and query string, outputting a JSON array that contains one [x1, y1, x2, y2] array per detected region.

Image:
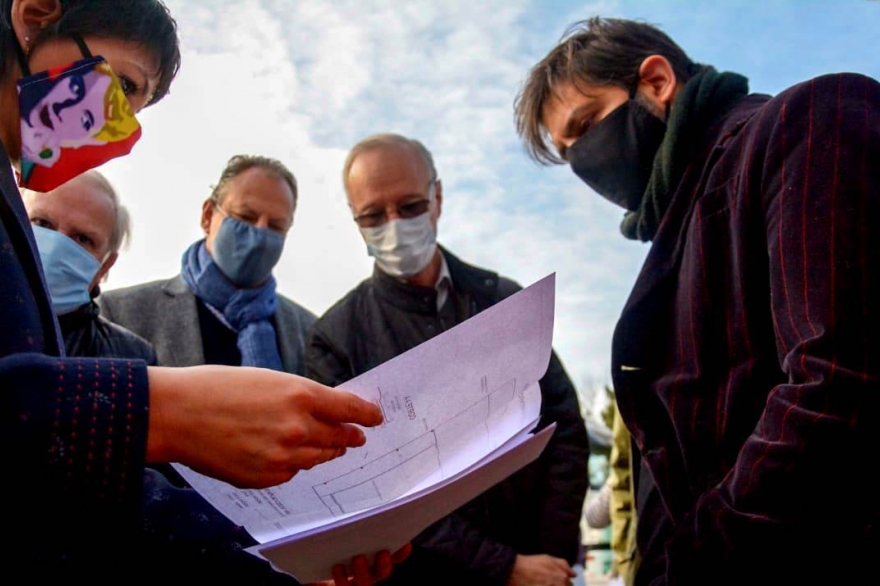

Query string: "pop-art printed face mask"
[[17, 41, 141, 192]]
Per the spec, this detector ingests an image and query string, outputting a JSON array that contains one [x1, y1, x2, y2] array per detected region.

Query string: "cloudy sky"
[[98, 0, 880, 410]]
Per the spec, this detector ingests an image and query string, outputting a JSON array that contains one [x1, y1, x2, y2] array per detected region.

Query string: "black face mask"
[[567, 97, 667, 211]]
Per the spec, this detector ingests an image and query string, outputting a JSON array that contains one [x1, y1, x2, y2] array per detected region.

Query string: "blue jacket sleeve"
[[1, 352, 150, 532]]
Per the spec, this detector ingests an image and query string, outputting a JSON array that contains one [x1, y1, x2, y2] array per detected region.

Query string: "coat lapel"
[[161, 276, 206, 367], [275, 300, 301, 375]]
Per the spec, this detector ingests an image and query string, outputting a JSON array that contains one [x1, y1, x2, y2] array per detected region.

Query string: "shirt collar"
[[435, 250, 453, 311]]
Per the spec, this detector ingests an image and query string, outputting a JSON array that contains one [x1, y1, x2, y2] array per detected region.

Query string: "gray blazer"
[[97, 275, 316, 374]]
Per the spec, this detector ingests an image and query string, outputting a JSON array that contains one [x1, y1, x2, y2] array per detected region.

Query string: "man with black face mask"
[[98, 154, 316, 376], [305, 133, 590, 586], [515, 16, 880, 586]]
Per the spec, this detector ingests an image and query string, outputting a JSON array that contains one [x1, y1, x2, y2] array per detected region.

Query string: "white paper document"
[[256, 423, 556, 583], [174, 273, 557, 581]]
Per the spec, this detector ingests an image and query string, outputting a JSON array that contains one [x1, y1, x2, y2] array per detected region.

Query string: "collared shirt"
[[434, 249, 453, 312]]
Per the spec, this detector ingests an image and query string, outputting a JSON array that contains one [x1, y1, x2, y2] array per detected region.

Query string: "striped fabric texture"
[[611, 73, 880, 585]]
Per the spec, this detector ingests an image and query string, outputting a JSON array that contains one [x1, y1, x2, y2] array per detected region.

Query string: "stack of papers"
[[174, 273, 558, 582]]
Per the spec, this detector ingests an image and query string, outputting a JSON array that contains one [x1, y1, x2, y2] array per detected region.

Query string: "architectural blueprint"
[[255, 423, 556, 583], [174, 272, 556, 547]]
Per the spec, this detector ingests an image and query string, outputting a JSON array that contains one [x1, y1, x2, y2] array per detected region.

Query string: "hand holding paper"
[[175, 274, 559, 581], [309, 543, 412, 586]]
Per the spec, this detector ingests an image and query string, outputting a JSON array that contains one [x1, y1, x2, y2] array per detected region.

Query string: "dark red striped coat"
[[612, 73, 880, 585]]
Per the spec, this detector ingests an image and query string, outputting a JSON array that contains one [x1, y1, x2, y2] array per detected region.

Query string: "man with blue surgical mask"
[[304, 133, 590, 586], [99, 154, 316, 376], [22, 170, 157, 364]]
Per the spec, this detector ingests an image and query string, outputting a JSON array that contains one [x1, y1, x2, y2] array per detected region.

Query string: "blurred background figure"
[[582, 395, 637, 586]]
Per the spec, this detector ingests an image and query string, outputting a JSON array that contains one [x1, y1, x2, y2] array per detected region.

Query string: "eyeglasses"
[[352, 182, 436, 229]]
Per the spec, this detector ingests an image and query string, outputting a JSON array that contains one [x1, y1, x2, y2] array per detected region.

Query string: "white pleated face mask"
[[360, 211, 437, 278]]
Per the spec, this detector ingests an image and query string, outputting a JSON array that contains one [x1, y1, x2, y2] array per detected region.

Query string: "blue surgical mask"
[[32, 225, 101, 315], [211, 215, 285, 288]]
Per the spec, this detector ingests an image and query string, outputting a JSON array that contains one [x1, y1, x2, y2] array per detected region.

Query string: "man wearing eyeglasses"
[[98, 154, 316, 377], [304, 133, 590, 586]]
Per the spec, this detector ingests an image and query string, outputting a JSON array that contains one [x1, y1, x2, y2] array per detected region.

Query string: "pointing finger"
[[293, 418, 368, 450], [309, 386, 383, 427]]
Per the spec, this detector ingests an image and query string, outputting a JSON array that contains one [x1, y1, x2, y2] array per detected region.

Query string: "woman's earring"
[[23, 35, 30, 55]]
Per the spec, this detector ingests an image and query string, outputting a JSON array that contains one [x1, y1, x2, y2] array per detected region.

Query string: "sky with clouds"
[[98, 0, 880, 411]]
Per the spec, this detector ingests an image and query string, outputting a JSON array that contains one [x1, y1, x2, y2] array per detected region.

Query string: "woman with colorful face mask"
[[19, 59, 142, 190], [0, 1, 392, 582]]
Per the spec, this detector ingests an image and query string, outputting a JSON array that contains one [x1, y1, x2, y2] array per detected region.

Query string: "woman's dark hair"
[[514, 17, 696, 164], [1, 0, 180, 107]]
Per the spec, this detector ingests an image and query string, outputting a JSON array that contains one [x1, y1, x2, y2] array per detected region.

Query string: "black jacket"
[[59, 299, 158, 365], [305, 247, 590, 585]]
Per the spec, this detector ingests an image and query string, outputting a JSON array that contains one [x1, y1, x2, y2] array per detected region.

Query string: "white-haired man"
[[23, 170, 156, 363]]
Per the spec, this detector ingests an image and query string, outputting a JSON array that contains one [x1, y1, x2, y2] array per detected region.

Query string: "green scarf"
[[621, 66, 750, 241]]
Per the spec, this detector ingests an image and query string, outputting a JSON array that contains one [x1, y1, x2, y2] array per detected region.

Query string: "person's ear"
[[91, 251, 118, 290], [433, 179, 443, 220], [200, 198, 215, 235], [637, 55, 678, 111], [10, 0, 63, 54]]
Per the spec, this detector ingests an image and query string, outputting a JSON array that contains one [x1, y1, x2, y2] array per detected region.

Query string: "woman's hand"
[[147, 365, 383, 488]]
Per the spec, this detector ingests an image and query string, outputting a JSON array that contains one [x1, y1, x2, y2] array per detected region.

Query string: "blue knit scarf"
[[180, 240, 283, 371]]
